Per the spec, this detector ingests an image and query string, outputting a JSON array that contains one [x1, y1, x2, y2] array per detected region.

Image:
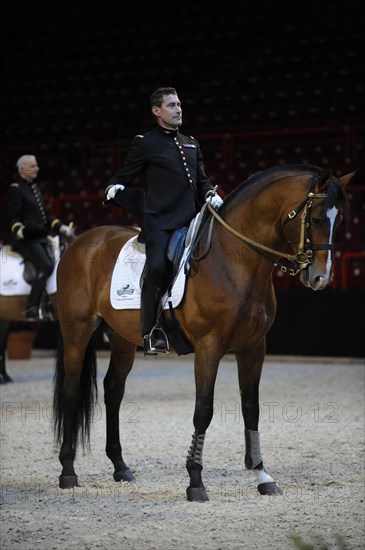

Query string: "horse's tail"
[[53, 329, 98, 452]]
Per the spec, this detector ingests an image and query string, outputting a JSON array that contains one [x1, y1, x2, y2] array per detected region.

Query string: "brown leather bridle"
[[207, 178, 334, 277]]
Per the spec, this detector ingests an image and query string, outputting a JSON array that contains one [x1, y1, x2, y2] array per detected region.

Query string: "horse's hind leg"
[[103, 330, 136, 483], [236, 348, 282, 496]]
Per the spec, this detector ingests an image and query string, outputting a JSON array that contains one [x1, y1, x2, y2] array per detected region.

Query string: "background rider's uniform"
[[7, 177, 66, 319]]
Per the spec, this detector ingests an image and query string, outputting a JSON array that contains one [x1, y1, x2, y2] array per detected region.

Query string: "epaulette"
[[10, 182, 19, 187]]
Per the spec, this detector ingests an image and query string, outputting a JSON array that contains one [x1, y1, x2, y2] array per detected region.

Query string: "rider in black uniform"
[[7, 155, 74, 320], [105, 87, 223, 355]]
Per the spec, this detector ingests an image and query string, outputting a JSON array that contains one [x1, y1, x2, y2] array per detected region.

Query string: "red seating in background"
[[341, 251, 365, 289]]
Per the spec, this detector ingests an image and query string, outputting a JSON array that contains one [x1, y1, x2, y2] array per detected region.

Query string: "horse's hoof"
[[0, 374, 13, 384], [186, 486, 209, 502], [258, 482, 282, 496], [113, 468, 135, 482], [59, 475, 79, 489]]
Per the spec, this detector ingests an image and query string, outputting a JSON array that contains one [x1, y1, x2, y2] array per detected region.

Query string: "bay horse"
[[53, 165, 353, 502]]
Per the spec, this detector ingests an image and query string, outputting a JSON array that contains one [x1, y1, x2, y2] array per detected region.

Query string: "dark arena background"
[[1, 0, 364, 357]]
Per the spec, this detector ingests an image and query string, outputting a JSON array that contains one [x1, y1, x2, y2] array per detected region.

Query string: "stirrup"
[[143, 327, 169, 356], [24, 305, 43, 321], [41, 301, 55, 321]]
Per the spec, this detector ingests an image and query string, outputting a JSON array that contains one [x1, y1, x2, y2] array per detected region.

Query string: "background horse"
[[0, 295, 58, 384], [53, 164, 353, 502], [0, 236, 63, 384]]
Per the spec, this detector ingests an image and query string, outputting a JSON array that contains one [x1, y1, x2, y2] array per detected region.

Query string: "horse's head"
[[285, 169, 355, 290]]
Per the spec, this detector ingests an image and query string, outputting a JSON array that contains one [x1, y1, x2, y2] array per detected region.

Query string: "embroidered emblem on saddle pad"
[[110, 236, 188, 310]]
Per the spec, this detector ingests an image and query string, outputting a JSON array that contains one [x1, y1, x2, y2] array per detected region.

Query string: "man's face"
[[20, 159, 39, 181], [152, 94, 182, 129]]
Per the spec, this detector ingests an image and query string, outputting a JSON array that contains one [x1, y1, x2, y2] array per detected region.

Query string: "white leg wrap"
[[244, 429, 263, 469], [254, 468, 274, 484]]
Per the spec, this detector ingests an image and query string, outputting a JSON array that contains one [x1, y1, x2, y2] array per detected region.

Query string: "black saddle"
[[10, 240, 55, 285], [167, 227, 188, 279], [6, 242, 38, 285], [23, 261, 37, 285]]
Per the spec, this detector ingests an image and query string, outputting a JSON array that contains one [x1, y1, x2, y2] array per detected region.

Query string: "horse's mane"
[[223, 164, 322, 206], [222, 164, 349, 220]]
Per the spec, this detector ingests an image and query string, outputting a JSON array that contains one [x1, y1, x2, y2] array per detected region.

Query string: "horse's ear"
[[318, 169, 332, 191], [339, 170, 358, 188]]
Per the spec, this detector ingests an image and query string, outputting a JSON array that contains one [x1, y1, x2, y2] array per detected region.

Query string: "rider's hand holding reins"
[[205, 189, 223, 210], [59, 223, 75, 239]]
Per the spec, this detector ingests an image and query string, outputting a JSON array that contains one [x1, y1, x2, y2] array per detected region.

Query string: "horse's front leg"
[[236, 347, 282, 496], [186, 345, 221, 502], [104, 335, 136, 483]]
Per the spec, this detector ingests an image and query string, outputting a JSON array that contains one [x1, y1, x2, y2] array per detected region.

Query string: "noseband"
[[207, 176, 334, 277]]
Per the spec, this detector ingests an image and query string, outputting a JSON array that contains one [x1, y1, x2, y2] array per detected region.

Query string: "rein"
[[206, 180, 331, 276]]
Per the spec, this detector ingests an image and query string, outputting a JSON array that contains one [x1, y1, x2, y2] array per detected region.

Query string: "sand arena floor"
[[1, 350, 364, 550]]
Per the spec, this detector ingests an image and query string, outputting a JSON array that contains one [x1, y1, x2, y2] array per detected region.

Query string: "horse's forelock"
[[311, 170, 349, 221], [325, 176, 350, 221]]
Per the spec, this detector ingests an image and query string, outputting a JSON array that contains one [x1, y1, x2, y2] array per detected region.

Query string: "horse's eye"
[[311, 217, 321, 226]]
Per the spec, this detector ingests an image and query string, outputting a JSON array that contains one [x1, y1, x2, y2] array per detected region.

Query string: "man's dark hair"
[[150, 87, 177, 108]]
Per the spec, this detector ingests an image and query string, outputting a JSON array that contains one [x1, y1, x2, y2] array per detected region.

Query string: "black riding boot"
[[141, 280, 169, 356], [25, 272, 47, 321]]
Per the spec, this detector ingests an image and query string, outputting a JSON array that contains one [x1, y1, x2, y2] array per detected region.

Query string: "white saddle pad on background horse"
[[110, 236, 188, 310], [0, 238, 60, 296]]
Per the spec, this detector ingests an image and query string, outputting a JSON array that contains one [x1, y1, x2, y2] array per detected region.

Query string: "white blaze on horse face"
[[324, 206, 339, 278], [308, 205, 339, 291]]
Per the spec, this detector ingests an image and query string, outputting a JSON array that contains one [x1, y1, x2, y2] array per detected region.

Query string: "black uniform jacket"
[[7, 177, 62, 243], [107, 126, 215, 231]]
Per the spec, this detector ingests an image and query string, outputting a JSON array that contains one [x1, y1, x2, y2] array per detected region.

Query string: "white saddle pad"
[[110, 236, 188, 310], [0, 237, 60, 297]]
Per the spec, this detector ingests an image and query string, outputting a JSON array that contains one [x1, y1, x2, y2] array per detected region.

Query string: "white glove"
[[59, 223, 75, 238], [106, 184, 125, 200], [206, 193, 223, 211], [16, 225, 25, 239]]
